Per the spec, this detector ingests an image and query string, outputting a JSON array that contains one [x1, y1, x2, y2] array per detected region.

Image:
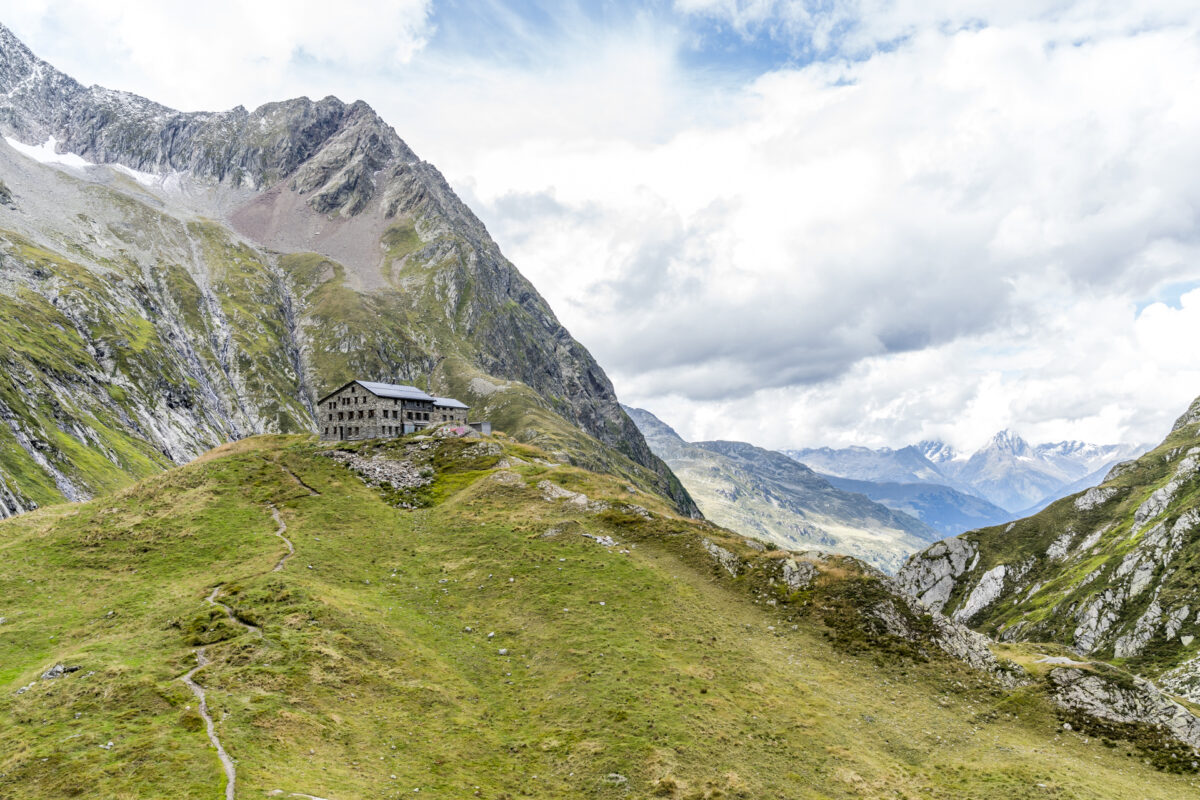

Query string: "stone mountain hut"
[[317, 380, 470, 441]]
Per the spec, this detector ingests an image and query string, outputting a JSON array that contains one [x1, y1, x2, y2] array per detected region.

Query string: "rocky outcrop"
[[702, 538, 741, 577], [1173, 396, 1200, 432], [1048, 668, 1200, 753], [898, 392, 1200, 713], [895, 536, 977, 613], [1075, 486, 1117, 511]]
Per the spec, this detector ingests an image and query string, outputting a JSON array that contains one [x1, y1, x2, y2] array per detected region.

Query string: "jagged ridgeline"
[[0, 25, 695, 517], [899, 394, 1200, 700]]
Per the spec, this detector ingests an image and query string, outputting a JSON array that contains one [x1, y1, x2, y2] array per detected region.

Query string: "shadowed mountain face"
[[0, 24, 696, 517], [819, 474, 1014, 537], [626, 405, 939, 573], [898, 393, 1200, 702]]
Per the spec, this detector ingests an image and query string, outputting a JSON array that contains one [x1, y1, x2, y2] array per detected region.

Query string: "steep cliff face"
[[0, 24, 696, 517], [898, 393, 1200, 700]]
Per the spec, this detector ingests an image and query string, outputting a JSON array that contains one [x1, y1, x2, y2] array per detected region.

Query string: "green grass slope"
[[1, 434, 1197, 798]]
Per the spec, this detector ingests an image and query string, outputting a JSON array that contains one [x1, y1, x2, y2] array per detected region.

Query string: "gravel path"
[[180, 590, 241, 800], [269, 505, 295, 573], [177, 502, 301, 797]]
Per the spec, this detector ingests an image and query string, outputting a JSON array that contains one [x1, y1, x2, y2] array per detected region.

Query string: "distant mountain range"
[[785, 431, 1146, 514], [817, 475, 1013, 537], [626, 406, 939, 573]]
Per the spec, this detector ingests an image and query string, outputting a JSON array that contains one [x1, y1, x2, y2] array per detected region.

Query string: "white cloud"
[[461, 14, 1200, 449], [5, 1, 1200, 452], [3, 0, 433, 111]]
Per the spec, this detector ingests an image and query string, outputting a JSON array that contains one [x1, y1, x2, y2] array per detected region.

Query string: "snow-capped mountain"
[[786, 431, 1147, 514]]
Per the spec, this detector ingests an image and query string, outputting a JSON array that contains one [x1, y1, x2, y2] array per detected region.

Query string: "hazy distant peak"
[[983, 429, 1033, 456], [621, 405, 686, 445], [916, 440, 957, 463]]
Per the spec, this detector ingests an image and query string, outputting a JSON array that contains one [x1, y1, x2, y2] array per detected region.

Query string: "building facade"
[[317, 380, 470, 441]]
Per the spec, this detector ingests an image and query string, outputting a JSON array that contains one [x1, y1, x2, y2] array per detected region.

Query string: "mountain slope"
[[1, 432, 1198, 797], [820, 474, 1014, 537], [898, 393, 1200, 701], [0, 23, 695, 517], [627, 406, 939, 572]]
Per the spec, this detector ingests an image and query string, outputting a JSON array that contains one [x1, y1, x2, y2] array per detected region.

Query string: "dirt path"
[[178, 501, 301, 797], [279, 462, 321, 496], [180, 620, 238, 799], [269, 505, 295, 573], [208, 584, 261, 636]]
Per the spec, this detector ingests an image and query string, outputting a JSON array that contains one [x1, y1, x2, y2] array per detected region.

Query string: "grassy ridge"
[[0, 435, 1196, 798]]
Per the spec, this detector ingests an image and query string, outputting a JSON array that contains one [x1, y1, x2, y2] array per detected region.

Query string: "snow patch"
[[111, 162, 161, 187], [5, 136, 91, 169], [5, 136, 163, 186]]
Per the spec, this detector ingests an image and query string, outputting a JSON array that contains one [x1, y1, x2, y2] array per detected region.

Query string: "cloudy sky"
[[7, 1, 1200, 452]]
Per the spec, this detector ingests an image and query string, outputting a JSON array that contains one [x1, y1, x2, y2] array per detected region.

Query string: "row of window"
[[329, 395, 436, 410], [323, 426, 362, 436], [323, 419, 469, 438]]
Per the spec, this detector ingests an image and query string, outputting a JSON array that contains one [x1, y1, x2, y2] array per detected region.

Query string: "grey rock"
[[40, 663, 80, 680], [701, 538, 740, 577], [1134, 481, 1181, 528], [953, 564, 1007, 623], [1073, 589, 1124, 653], [781, 558, 818, 590], [1048, 667, 1200, 752], [1074, 486, 1116, 512], [1172, 395, 1200, 432], [1113, 599, 1162, 658], [896, 536, 978, 613]]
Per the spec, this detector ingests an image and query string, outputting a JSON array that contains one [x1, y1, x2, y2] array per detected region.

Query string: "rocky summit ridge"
[[0, 23, 695, 517]]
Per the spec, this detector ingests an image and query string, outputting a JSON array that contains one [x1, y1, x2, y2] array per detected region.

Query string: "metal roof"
[[433, 396, 470, 409], [356, 381, 435, 401]]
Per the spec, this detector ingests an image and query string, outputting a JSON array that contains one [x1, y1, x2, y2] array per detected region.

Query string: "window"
[[423, 412, 429, 421], [338, 412, 344, 420], [323, 427, 328, 434], [407, 411, 413, 420], [358, 410, 364, 419], [369, 410, 374, 418]]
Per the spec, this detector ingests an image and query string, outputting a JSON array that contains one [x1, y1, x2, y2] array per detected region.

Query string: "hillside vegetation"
[[899, 394, 1200, 702], [1, 433, 1197, 798]]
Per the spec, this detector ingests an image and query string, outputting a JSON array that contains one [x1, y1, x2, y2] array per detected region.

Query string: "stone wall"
[[317, 383, 441, 441]]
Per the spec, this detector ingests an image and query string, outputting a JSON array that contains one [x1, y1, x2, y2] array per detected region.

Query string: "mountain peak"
[[1173, 394, 1200, 432], [622, 405, 686, 446], [916, 440, 956, 463], [985, 429, 1032, 456]]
